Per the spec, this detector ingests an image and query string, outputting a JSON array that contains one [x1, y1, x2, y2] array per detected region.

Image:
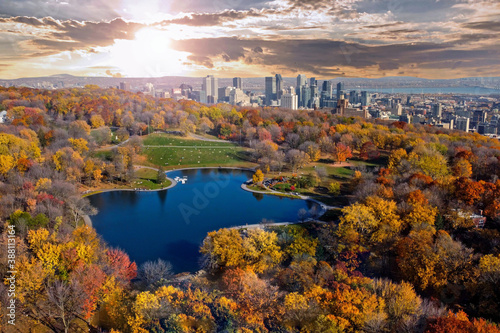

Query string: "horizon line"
[[1, 74, 499, 81]]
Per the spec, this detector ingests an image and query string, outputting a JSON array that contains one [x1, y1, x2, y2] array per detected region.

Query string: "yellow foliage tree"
[[14, 256, 51, 303], [307, 145, 321, 162], [90, 114, 105, 128], [252, 169, 264, 184], [479, 253, 500, 283], [452, 158, 473, 178], [0, 154, 15, 175], [286, 234, 318, 257], [364, 196, 402, 244], [243, 229, 283, 273], [93, 169, 103, 184], [71, 225, 100, 264], [35, 178, 52, 191], [387, 148, 408, 174], [200, 228, 245, 269], [372, 279, 421, 326], [338, 203, 378, 236], [68, 137, 89, 154]]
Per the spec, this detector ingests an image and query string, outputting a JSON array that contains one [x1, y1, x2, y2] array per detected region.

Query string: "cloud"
[[1, 0, 500, 78], [363, 22, 405, 29], [51, 18, 142, 45], [284, 0, 358, 18], [0, 0, 121, 21], [354, 0, 473, 22], [105, 69, 122, 77], [170, 36, 500, 77], [0, 17, 144, 60], [158, 9, 268, 27], [463, 20, 500, 32], [187, 55, 214, 68], [21, 18, 144, 55], [0, 16, 63, 28], [166, 0, 272, 14]]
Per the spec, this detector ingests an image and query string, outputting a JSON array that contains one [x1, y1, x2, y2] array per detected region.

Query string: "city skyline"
[[0, 0, 499, 79]]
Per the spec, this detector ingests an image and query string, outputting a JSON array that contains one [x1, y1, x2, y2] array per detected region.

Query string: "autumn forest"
[[1, 85, 500, 332]]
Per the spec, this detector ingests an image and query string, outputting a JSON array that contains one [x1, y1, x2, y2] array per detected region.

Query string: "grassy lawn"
[[92, 150, 114, 161], [141, 134, 255, 169], [131, 168, 172, 190], [264, 160, 361, 206], [301, 164, 355, 180], [349, 158, 386, 168], [143, 133, 237, 147], [272, 183, 293, 192], [247, 184, 269, 192]]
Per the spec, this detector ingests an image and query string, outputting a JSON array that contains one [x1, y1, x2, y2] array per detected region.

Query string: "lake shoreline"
[[85, 167, 333, 273], [83, 167, 338, 229], [82, 167, 256, 227]]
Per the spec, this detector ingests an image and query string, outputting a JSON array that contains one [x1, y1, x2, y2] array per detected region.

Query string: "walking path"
[[82, 165, 177, 197], [96, 138, 130, 151], [189, 133, 229, 142], [239, 182, 343, 229], [143, 145, 238, 148], [229, 219, 324, 230], [82, 166, 341, 229], [240, 183, 341, 211]]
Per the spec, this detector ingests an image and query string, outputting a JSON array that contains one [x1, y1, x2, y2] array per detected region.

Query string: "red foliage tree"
[[333, 143, 353, 163], [454, 177, 485, 206], [359, 141, 380, 160], [72, 264, 107, 319], [106, 249, 137, 285]]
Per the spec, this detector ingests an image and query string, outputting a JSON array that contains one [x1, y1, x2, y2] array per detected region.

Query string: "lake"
[[88, 168, 319, 273]]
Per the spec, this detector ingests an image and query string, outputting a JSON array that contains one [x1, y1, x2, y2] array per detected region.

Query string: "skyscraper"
[[337, 82, 344, 100], [275, 74, 283, 100], [361, 91, 370, 107], [455, 117, 470, 132], [433, 103, 442, 118], [265, 76, 276, 106], [119, 81, 130, 91], [201, 75, 218, 104], [296, 74, 307, 107], [233, 77, 242, 89], [310, 84, 319, 106], [349, 91, 358, 105], [322, 81, 333, 99], [310, 77, 317, 87], [218, 87, 233, 103], [297, 74, 307, 88], [301, 85, 311, 108]]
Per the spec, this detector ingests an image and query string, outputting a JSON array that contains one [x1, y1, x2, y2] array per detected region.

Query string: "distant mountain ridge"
[[1, 74, 500, 91]]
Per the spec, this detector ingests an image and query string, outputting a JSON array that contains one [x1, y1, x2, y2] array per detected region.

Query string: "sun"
[[108, 27, 190, 77]]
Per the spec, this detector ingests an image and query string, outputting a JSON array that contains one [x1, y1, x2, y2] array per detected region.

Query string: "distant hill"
[[1, 74, 499, 92]]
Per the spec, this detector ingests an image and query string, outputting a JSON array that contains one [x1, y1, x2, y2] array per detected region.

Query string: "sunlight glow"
[[109, 27, 190, 77]]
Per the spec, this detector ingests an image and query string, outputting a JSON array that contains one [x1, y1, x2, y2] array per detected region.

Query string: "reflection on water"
[[253, 192, 264, 201], [89, 169, 319, 273]]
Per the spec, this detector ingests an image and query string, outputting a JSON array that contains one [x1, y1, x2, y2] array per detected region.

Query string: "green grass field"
[[143, 134, 237, 147], [247, 184, 270, 192], [142, 134, 255, 169], [92, 150, 113, 161], [131, 168, 172, 190]]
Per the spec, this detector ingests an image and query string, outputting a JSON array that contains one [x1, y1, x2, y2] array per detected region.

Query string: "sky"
[[0, 0, 499, 79]]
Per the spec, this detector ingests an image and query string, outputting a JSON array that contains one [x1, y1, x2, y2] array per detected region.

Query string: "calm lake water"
[[89, 169, 318, 273]]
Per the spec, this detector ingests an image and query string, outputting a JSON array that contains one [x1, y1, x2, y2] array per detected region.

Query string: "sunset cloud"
[[0, 0, 499, 79]]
